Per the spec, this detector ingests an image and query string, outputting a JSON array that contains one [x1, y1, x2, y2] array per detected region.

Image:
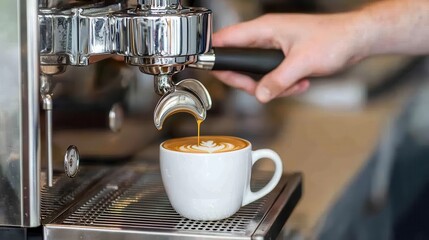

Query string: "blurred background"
[[45, 0, 429, 239]]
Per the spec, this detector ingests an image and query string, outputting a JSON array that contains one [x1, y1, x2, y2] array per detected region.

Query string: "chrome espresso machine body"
[[0, 0, 301, 239]]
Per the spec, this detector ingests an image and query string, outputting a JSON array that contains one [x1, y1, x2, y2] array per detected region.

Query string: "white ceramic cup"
[[160, 137, 283, 221]]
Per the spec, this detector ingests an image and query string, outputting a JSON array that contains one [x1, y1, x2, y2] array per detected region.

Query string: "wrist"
[[347, 8, 378, 61]]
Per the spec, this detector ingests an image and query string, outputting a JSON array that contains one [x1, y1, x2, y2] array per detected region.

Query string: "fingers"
[[213, 15, 280, 49], [278, 80, 310, 97], [213, 69, 310, 99], [211, 71, 257, 95], [212, 70, 310, 99], [255, 54, 311, 103]]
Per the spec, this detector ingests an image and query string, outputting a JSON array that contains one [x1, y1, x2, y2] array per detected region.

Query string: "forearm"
[[357, 0, 429, 56]]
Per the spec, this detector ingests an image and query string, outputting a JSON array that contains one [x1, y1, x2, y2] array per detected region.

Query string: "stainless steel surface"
[[154, 89, 207, 130], [39, 3, 123, 66], [47, 110, 54, 187], [189, 49, 216, 70], [38, 3, 212, 66], [23, 0, 41, 227], [153, 77, 212, 130], [139, 0, 180, 9], [41, 75, 54, 187], [176, 79, 213, 110], [44, 164, 301, 240], [38, 0, 213, 128], [253, 172, 303, 240], [64, 146, 80, 178], [154, 75, 175, 95], [0, 0, 40, 227], [41, 167, 110, 223], [39, 0, 111, 9]]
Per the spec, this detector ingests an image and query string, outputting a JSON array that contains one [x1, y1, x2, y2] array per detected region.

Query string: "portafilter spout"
[[153, 75, 212, 130]]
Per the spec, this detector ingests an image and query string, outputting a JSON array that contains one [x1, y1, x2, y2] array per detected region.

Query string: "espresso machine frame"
[[0, 0, 40, 228], [0, 1, 302, 239]]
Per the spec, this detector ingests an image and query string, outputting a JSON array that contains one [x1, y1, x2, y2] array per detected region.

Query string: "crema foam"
[[162, 136, 249, 153]]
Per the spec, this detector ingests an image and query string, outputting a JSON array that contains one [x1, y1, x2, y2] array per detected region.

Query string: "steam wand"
[[40, 72, 56, 187]]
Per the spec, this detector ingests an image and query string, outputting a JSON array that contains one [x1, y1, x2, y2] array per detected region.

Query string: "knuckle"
[[272, 76, 290, 90]]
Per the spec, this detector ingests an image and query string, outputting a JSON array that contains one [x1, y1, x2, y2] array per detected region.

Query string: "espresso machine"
[[0, 0, 301, 239]]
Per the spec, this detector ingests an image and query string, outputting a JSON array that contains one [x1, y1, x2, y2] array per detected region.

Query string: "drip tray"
[[43, 164, 302, 240]]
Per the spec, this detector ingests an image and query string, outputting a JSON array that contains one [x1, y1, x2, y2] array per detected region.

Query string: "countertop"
[[255, 78, 418, 238]]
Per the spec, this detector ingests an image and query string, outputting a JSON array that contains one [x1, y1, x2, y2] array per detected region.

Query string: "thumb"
[[255, 55, 310, 103]]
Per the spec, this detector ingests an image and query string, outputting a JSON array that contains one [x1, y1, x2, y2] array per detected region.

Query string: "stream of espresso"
[[197, 119, 203, 145]]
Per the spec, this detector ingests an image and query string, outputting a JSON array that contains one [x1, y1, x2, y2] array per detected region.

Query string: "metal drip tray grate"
[[44, 165, 301, 240], [41, 167, 109, 223], [62, 172, 267, 233]]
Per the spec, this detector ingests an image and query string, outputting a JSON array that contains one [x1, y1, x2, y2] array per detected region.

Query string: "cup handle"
[[242, 149, 283, 206]]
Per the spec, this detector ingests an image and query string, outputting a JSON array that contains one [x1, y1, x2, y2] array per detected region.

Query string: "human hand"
[[213, 12, 369, 103]]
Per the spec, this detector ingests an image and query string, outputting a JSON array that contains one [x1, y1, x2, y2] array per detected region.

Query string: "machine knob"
[[109, 104, 124, 133], [64, 145, 80, 178]]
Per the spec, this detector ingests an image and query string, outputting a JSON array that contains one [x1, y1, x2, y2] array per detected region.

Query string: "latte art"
[[163, 136, 249, 154], [179, 140, 237, 153]]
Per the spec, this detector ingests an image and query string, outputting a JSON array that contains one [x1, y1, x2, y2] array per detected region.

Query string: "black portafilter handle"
[[211, 47, 285, 74]]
